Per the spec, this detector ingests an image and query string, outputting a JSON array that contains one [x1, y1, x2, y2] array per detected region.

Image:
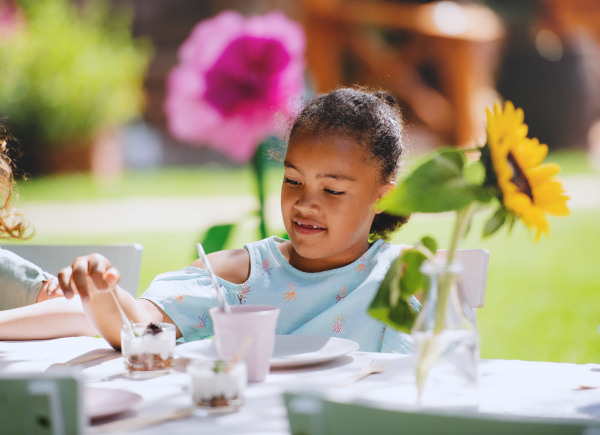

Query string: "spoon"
[[196, 243, 231, 314], [109, 287, 136, 338], [225, 336, 253, 373]]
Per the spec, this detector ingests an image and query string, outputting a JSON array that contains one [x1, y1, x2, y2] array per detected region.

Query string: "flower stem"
[[251, 143, 268, 240], [433, 203, 477, 335], [416, 202, 478, 400]]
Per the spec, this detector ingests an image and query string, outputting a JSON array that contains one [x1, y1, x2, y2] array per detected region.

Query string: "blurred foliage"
[[0, 0, 150, 150]]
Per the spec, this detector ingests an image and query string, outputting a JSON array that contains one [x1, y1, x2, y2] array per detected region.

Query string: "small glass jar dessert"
[[187, 359, 247, 415], [121, 322, 176, 378]]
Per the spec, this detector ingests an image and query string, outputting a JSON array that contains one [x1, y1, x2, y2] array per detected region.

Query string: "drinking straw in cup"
[[196, 243, 231, 314]]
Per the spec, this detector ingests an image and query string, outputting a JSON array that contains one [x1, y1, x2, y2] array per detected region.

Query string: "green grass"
[[15, 164, 285, 202], [388, 209, 600, 364], [544, 150, 596, 176], [9, 149, 599, 364], [15, 149, 595, 202]]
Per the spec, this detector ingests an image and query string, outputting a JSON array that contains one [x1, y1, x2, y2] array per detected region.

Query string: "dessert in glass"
[[188, 359, 247, 415], [121, 322, 175, 378]]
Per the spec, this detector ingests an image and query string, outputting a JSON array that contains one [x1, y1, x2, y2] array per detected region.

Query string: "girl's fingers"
[[57, 254, 117, 303], [71, 257, 92, 302], [57, 266, 76, 299], [46, 279, 60, 296], [105, 266, 121, 288], [88, 254, 111, 291]]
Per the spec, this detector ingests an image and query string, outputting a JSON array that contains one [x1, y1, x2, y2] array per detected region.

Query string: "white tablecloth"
[[1, 337, 600, 434]]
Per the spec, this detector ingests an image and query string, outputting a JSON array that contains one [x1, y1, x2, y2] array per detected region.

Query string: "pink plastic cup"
[[209, 305, 280, 382]]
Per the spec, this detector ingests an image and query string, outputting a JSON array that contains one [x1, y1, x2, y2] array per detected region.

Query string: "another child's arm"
[[0, 296, 97, 340]]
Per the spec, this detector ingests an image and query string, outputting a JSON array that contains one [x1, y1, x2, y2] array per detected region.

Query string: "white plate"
[[85, 387, 142, 420], [176, 335, 359, 368]]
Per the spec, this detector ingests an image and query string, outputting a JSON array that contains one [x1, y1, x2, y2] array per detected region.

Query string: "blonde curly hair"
[[0, 124, 30, 239]]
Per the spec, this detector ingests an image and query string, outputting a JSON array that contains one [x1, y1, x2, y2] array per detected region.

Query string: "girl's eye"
[[284, 177, 300, 186], [325, 189, 345, 196]]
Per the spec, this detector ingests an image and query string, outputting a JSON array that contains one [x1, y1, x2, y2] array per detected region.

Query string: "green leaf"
[[479, 143, 498, 189], [463, 160, 486, 185], [420, 236, 437, 256], [399, 250, 429, 298], [483, 207, 508, 238], [368, 238, 437, 333], [200, 224, 235, 254], [369, 300, 418, 333], [369, 257, 408, 331], [378, 149, 483, 215]]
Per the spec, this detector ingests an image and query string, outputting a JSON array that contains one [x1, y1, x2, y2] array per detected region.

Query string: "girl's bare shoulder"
[[189, 249, 250, 284]]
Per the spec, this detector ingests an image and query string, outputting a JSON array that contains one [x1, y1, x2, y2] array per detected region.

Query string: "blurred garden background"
[[1, 0, 599, 364]]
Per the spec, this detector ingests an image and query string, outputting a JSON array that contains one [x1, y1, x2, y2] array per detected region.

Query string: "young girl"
[[57, 87, 413, 353], [0, 124, 96, 339]]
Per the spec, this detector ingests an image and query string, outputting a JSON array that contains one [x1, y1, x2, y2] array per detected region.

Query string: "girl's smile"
[[292, 217, 325, 235], [280, 134, 393, 272]]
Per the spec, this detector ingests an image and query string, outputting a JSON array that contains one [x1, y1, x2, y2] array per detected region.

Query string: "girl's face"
[[281, 134, 393, 272]]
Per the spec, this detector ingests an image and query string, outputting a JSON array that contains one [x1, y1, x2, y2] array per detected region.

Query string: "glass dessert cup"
[[121, 322, 176, 378], [187, 359, 247, 416]]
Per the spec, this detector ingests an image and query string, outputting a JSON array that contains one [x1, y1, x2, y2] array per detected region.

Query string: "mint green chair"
[[0, 243, 143, 297], [284, 392, 600, 435], [0, 371, 83, 435]]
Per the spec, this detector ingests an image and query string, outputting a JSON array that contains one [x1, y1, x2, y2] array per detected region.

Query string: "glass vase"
[[411, 259, 480, 410]]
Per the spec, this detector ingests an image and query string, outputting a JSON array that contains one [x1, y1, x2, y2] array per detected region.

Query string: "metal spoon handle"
[[196, 243, 231, 314]]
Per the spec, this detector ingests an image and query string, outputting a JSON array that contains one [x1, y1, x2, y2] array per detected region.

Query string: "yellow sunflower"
[[485, 101, 570, 240]]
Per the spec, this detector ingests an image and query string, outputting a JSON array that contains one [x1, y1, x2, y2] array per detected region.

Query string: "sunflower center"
[[507, 152, 533, 201]]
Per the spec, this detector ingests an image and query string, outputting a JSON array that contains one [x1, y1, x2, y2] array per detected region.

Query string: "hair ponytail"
[[369, 212, 409, 242]]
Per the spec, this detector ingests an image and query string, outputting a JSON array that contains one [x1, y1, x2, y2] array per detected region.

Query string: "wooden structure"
[[303, 0, 504, 147]]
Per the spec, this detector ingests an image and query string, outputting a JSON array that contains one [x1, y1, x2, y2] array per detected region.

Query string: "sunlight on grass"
[[390, 209, 600, 364], [16, 165, 285, 202]]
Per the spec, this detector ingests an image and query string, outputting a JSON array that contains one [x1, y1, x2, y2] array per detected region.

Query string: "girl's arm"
[[57, 254, 179, 349], [56, 249, 249, 348], [0, 296, 97, 340], [190, 248, 251, 284]]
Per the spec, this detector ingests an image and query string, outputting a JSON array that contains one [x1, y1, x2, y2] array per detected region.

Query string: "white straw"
[[196, 243, 231, 314]]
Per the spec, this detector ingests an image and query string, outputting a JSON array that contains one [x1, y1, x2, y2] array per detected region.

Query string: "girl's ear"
[[374, 181, 396, 214]]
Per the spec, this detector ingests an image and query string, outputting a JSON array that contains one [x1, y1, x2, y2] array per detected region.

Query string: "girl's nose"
[[295, 190, 320, 214]]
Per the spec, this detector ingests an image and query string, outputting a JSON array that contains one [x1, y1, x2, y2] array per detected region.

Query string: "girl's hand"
[[37, 278, 64, 302], [57, 254, 121, 303]]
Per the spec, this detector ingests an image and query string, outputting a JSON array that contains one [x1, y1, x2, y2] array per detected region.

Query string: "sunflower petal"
[[524, 164, 561, 185]]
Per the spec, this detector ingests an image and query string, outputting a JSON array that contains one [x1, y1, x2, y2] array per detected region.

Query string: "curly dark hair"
[[285, 86, 410, 241], [0, 123, 30, 239]]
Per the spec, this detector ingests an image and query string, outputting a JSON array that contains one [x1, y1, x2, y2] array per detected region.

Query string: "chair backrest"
[[0, 244, 143, 297], [284, 391, 599, 435], [0, 371, 83, 435], [440, 249, 490, 309]]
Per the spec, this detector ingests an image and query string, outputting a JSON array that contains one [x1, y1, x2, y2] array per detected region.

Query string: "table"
[[1, 337, 600, 434]]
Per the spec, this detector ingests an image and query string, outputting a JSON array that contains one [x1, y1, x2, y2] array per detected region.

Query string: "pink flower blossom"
[[164, 10, 305, 163], [0, 2, 24, 39]]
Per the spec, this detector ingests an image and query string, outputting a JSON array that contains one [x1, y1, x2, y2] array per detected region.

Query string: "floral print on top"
[[238, 281, 251, 305], [139, 236, 415, 353], [283, 282, 298, 301]]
